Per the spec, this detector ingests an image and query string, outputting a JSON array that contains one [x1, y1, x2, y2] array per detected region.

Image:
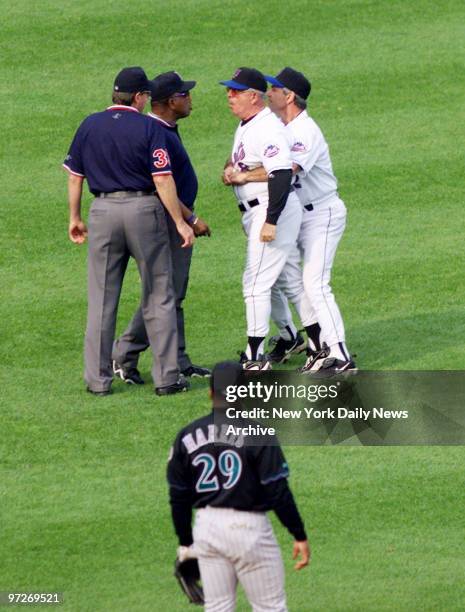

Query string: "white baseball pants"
[[241, 194, 302, 338], [299, 194, 347, 346], [271, 243, 316, 330], [193, 507, 287, 612]]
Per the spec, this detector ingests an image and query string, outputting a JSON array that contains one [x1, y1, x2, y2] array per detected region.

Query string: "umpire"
[[112, 71, 211, 385], [167, 361, 310, 610], [63, 66, 194, 396]]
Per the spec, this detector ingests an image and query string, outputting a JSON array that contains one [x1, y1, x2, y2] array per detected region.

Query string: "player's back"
[[168, 411, 289, 512]]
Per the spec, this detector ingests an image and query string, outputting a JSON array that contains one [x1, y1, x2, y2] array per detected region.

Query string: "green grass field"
[[1, 0, 465, 610]]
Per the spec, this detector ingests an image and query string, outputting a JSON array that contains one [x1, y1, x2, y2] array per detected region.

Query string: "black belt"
[[238, 198, 260, 212], [304, 204, 313, 211], [96, 190, 155, 198]]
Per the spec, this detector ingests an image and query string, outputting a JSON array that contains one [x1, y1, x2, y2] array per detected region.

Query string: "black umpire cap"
[[210, 361, 243, 400], [219, 67, 267, 93], [265, 67, 311, 100], [150, 71, 196, 101], [113, 66, 151, 93]]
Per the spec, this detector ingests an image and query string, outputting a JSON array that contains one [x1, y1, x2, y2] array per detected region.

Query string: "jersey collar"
[[147, 111, 177, 128], [106, 105, 140, 113], [289, 109, 308, 125], [240, 106, 270, 126]]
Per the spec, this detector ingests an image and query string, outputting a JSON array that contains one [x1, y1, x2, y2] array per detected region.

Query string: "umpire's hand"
[[293, 540, 311, 570], [69, 218, 88, 244], [193, 217, 211, 237], [176, 220, 195, 248]]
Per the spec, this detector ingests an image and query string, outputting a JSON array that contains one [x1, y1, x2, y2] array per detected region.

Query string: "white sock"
[[329, 341, 350, 361]]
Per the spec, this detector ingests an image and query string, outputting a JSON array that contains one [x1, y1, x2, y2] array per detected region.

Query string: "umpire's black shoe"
[[181, 365, 211, 378], [86, 387, 112, 396], [269, 333, 306, 364], [155, 376, 190, 396], [112, 360, 145, 385]]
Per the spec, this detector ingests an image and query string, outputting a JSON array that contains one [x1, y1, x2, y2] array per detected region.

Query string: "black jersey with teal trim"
[[167, 411, 289, 511]]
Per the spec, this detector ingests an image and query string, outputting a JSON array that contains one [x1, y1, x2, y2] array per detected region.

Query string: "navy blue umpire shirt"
[[63, 105, 172, 194], [147, 112, 198, 210]]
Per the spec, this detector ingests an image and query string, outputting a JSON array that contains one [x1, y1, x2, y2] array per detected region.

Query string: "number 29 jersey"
[[167, 411, 290, 511]]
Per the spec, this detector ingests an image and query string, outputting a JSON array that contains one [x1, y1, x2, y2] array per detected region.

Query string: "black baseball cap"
[[210, 361, 243, 399], [150, 71, 196, 101], [219, 67, 267, 93], [113, 66, 151, 93], [265, 67, 311, 100]]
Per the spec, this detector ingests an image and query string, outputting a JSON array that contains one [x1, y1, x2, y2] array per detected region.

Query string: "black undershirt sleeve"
[[169, 494, 194, 546], [263, 478, 307, 541], [266, 168, 293, 225], [167, 435, 195, 546]]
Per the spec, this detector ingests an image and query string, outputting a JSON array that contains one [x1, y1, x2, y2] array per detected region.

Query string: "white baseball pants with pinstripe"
[[193, 507, 287, 612], [241, 193, 302, 338]]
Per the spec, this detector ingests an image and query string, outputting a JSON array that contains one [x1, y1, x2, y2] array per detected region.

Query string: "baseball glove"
[[174, 558, 204, 606]]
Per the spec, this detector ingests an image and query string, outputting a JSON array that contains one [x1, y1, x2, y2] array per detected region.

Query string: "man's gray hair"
[[283, 87, 307, 110], [248, 88, 266, 100]]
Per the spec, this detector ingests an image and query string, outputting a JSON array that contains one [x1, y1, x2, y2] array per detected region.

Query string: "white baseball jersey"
[[231, 107, 293, 205], [287, 110, 338, 205]]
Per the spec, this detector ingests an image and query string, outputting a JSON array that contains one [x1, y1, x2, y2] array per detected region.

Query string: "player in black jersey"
[[167, 361, 310, 611]]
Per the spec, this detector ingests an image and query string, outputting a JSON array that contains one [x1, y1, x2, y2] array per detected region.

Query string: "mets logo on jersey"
[[292, 141, 307, 152], [264, 144, 280, 158], [233, 142, 245, 165]]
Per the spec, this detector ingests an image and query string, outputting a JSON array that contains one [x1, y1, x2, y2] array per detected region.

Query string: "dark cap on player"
[[114, 67, 151, 93], [210, 361, 243, 400], [219, 67, 267, 93], [150, 71, 196, 101], [265, 67, 311, 100]]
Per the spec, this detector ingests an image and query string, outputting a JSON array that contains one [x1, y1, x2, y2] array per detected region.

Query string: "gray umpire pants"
[[85, 194, 179, 392], [112, 213, 193, 371]]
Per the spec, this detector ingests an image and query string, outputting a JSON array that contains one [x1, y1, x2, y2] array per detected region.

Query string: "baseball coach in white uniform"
[[266, 67, 356, 374], [220, 68, 303, 370]]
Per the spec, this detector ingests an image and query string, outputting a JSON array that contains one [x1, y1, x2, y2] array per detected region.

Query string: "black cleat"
[[155, 376, 190, 396], [311, 357, 358, 377], [238, 351, 248, 364], [269, 333, 306, 364], [299, 346, 330, 374], [242, 355, 272, 371], [113, 360, 145, 385], [181, 365, 211, 378], [237, 350, 272, 371]]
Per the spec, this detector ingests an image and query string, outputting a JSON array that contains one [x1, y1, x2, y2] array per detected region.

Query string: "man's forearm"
[[153, 174, 184, 225], [68, 174, 84, 221], [179, 200, 196, 222], [242, 167, 268, 182], [240, 164, 300, 183]]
